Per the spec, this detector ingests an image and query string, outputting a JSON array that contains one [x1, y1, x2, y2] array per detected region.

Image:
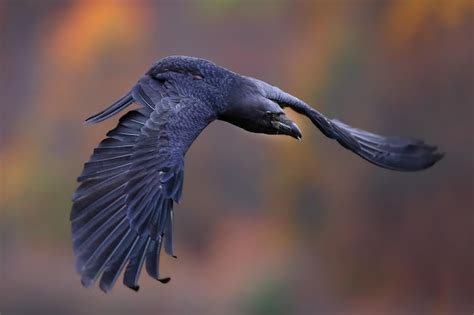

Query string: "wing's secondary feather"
[[73, 58, 442, 293], [71, 76, 215, 292]]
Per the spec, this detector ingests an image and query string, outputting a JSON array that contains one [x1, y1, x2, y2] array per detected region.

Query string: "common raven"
[[71, 56, 442, 292]]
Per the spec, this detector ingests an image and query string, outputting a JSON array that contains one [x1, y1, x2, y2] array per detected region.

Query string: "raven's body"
[[72, 56, 442, 292]]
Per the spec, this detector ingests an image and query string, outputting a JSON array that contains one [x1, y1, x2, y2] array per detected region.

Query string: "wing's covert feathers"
[[72, 75, 213, 292], [72, 56, 442, 293]]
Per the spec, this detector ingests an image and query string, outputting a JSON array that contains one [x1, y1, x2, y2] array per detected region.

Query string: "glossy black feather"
[[85, 92, 134, 124], [72, 56, 442, 293], [145, 237, 162, 279], [256, 78, 443, 171], [72, 64, 215, 291], [99, 235, 140, 292], [329, 119, 443, 171], [123, 237, 150, 291]]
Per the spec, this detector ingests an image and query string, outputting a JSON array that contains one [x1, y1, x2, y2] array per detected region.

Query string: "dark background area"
[[1, 1, 473, 314]]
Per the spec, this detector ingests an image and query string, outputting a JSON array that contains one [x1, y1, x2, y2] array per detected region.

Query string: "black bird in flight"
[[71, 56, 442, 292]]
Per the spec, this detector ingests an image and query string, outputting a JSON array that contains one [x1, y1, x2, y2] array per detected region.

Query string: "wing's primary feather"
[[254, 78, 443, 171], [74, 57, 442, 294], [297, 107, 443, 171], [329, 119, 443, 171], [71, 75, 215, 292]]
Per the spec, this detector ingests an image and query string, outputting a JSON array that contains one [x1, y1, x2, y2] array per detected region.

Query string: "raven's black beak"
[[272, 115, 302, 140]]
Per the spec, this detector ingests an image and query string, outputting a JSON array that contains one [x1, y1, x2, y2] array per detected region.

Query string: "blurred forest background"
[[1, 1, 473, 314]]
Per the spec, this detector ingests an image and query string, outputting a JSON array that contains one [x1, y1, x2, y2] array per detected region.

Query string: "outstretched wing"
[[254, 79, 443, 171], [328, 119, 443, 171], [71, 76, 215, 292], [286, 102, 442, 171]]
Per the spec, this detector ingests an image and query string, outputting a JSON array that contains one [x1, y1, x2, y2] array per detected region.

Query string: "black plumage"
[[71, 56, 443, 292]]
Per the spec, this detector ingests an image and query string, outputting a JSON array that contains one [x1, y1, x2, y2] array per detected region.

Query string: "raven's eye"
[[264, 111, 274, 119], [265, 111, 283, 118]]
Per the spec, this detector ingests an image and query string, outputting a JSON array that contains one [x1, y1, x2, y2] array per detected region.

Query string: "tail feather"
[[85, 91, 134, 124]]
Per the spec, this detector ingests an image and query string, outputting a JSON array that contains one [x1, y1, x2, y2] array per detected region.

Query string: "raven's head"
[[264, 107, 302, 140], [220, 81, 302, 140]]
